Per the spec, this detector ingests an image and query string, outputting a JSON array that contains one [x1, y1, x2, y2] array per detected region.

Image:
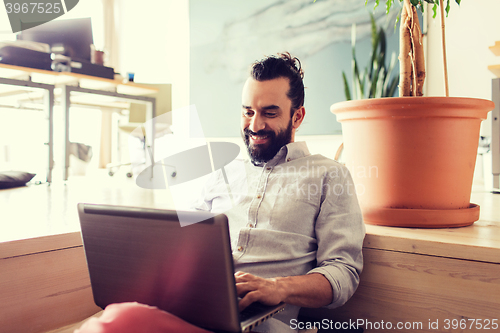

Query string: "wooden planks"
[[0, 232, 82, 259], [364, 219, 500, 264], [301, 248, 500, 333], [0, 245, 101, 333]]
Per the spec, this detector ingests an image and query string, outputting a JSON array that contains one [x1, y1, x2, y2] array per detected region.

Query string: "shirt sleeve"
[[306, 164, 365, 309]]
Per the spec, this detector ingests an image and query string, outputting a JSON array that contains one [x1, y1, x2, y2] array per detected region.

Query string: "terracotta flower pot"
[[331, 97, 495, 228]]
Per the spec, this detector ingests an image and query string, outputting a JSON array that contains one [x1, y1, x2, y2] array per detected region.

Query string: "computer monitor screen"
[[17, 18, 93, 62]]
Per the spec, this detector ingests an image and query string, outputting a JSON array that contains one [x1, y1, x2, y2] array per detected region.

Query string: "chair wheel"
[[126, 172, 133, 178], [108, 171, 114, 177]]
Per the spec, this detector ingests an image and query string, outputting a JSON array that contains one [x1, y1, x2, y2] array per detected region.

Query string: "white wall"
[[426, 0, 500, 136], [118, 0, 190, 111]]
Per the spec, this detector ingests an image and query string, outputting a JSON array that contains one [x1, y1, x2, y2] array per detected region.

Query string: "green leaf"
[[446, 0, 450, 16], [383, 52, 398, 95], [379, 28, 387, 66], [387, 77, 399, 97], [432, 3, 437, 18], [385, 0, 394, 14], [375, 67, 386, 98], [342, 72, 352, 101], [370, 13, 378, 51], [374, 0, 380, 10], [359, 70, 367, 99], [344, 9, 398, 100], [456, 0, 461, 4], [353, 59, 361, 100]]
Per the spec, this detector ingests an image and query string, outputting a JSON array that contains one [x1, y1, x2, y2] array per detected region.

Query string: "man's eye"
[[265, 113, 277, 117], [243, 111, 254, 117]]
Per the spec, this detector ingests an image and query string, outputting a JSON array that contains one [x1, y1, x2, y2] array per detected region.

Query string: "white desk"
[[0, 63, 159, 181]]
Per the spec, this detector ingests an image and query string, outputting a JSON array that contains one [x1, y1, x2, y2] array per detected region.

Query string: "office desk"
[[0, 63, 158, 181]]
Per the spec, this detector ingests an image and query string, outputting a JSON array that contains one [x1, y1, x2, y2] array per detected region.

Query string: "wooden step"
[[489, 41, 500, 56], [488, 64, 500, 77]]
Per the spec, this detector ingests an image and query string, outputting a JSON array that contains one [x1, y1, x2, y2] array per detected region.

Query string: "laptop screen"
[[78, 203, 242, 332]]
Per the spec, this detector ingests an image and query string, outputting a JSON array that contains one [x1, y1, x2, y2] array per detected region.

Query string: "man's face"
[[241, 77, 295, 164]]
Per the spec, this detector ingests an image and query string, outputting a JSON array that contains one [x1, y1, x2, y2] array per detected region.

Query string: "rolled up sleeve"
[[307, 166, 365, 309]]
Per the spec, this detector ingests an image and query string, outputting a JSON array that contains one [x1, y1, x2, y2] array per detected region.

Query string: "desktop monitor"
[[17, 17, 93, 62]]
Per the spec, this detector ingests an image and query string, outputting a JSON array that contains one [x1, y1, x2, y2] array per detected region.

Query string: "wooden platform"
[[0, 173, 499, 333]]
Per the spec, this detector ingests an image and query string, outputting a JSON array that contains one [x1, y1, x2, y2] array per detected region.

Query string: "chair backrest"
[[128, 84, 172, 125]]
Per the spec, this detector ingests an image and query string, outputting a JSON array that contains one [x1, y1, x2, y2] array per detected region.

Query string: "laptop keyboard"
[[239, 302, 276, 322]]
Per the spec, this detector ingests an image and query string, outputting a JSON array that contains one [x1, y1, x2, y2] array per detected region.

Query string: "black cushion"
[[0, 171, 36, 189]]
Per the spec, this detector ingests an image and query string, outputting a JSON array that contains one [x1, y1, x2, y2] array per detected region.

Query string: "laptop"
[[78, 203, 285, 333]]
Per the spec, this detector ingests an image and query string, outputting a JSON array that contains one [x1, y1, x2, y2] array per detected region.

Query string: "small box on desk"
[[53, 59, 115, 80], [0, 46, 52, 70]]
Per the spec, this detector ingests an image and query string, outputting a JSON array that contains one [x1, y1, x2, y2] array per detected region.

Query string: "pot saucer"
[[362, 203, 480, 228]]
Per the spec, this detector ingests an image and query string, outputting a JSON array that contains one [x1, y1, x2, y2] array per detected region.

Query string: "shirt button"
[[266, 167, 272, 171], [256, 194, 262, 199], [237, 246, 243, 252], [287, 158, 291, 162], [248, 224, 254, 228]]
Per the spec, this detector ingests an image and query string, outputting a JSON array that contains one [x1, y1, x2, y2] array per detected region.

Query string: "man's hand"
[[234, 271, 333, 311], [235, 271, 285, 311]]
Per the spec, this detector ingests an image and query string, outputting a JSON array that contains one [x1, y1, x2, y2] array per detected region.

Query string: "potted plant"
[[331, 0, 495, 228]]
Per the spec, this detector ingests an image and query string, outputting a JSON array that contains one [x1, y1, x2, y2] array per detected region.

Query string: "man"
[[191, 52, 365, 332], [77, 53, 365, 333]]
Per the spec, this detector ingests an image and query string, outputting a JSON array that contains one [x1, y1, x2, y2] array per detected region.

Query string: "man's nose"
[[249, 114, 266, 133]]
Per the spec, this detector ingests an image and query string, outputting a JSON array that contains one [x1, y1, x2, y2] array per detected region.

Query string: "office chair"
[[107, 84, 172, 178]]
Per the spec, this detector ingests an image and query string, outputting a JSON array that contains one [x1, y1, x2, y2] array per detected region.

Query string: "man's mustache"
[[244, 128, 275, 138]]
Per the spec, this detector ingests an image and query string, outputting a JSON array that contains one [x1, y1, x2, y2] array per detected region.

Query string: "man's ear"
[[293, 107, 305, 129]]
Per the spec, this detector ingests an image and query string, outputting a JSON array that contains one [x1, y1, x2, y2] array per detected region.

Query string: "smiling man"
[[193, 53, 366, 332], [241, 76, 299, 165], [76, 53, 365, 333]]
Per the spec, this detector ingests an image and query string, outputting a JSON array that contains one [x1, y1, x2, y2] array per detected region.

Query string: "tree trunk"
[[399, 0, 426, 96]]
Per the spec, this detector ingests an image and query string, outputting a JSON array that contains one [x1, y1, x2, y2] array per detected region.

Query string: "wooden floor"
[[1, 171, 499, 333]]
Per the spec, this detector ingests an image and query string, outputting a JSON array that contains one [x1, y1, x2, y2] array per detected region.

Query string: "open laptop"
[[78, 203, 285, 333]]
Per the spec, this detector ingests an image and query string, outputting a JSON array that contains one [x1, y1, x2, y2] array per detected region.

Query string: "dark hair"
[[250, 52, 305, 116]]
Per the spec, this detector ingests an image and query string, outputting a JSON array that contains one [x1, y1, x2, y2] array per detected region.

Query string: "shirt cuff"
[[306, 264, 359, 309]]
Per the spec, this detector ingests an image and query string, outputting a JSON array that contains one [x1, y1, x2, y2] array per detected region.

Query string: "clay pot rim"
[[331, 96, 495, 121], [331, 96, 495, 114], [362, 203, 480, 229]]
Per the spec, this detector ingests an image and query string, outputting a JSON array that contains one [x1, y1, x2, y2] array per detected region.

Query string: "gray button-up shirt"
[[191, 141, 365, 332]]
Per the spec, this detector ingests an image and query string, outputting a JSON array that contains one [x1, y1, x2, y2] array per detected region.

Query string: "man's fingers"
[[234, 271, 254, 282], [235, 279, 257, 297], [238, 291, 261, 311]]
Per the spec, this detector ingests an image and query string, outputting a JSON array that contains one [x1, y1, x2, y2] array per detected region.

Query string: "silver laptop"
[[78, 203, 285, 333]]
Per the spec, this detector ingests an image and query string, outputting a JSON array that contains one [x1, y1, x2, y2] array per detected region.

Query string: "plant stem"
[[399, 0, 412, 96], [439, 0, 449, 97], [399, 0, 425, 97]]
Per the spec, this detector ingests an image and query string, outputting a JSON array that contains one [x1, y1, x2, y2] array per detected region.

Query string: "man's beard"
[[242, 119, 293, 165]]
